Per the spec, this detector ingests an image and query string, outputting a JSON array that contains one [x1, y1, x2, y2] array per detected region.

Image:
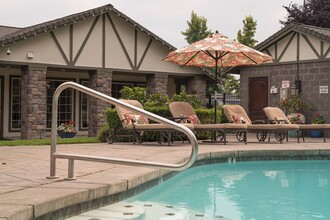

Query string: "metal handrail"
[[48, 82, 198, 179]]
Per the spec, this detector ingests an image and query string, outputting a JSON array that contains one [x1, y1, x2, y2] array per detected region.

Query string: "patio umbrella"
[[163, 31, 273, 127]]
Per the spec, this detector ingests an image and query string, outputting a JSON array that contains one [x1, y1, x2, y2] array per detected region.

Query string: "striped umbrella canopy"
[[163, 31, 273, 141]]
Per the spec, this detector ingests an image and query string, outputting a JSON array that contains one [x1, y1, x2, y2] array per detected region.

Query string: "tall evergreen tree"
[[181, 11, 212, 44], [237, 15, 258, 47], [281, 0, 330, 27]]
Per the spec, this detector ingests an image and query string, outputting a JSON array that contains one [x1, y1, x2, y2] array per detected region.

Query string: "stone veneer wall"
[[88, 70, 112, 136], [240, 61, 330, 123], [21, 65, 47, 139], [146, 74, 168, 95], [187, 76, 207, 104]]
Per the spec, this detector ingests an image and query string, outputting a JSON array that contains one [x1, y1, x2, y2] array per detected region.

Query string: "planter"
[[288, 130, 302, 138], [58, 132, 76, 138], [310, 130, 322, 138], [287, 113, 306, 124]]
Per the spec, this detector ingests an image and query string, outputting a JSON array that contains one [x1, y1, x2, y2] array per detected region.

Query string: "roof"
[[0, 25, 22, 38], [256, 22, 330, 50], [0, 4, 176, 51]]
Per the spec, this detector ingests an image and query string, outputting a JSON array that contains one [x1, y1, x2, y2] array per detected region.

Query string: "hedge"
[[102, 106, 224, 142]]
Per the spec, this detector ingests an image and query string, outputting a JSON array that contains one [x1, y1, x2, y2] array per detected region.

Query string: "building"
[[239, 23, 330, 122], [0, 4, 208, 140]]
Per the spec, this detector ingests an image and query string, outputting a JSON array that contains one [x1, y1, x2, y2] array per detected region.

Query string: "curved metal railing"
[[48, 82, 198, 179]]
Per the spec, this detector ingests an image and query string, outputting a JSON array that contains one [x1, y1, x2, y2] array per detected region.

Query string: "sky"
[[1, 0, 304, 48]]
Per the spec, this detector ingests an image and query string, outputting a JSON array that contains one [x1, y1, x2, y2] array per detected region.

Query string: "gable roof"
[[0, 4, 176, 51], [256, 22, 330, 50], [0, 25, 22, 38]]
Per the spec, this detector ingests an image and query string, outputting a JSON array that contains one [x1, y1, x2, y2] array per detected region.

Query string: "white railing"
[[47, 82, 198, 179]]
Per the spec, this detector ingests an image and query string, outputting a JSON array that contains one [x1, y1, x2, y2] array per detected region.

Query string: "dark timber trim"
[[134, 29, 138, 68], [70, 25, 73, 64], [72, 15, 100, 65], [106, 13, 134, 70], [137, 39, 152, 70], [50, 31, 70, 65], [278, 33, 296, 62], [302, 34, 320, 58]]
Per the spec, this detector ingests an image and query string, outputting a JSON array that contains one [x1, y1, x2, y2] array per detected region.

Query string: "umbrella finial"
[[215, 30, 219, 34]]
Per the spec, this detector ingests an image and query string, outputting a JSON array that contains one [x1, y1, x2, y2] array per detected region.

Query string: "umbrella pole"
[[213, 58, 218, 142]]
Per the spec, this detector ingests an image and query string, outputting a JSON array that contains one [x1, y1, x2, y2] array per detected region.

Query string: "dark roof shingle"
[[0, 4, 176, 51], [256, 22, 330, 50]]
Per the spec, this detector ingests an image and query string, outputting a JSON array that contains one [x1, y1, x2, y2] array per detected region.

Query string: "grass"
[[0, 137, 100, 146]]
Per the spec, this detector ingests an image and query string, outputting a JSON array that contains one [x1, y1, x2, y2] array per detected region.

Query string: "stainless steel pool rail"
[[48, 82, 198, 179]]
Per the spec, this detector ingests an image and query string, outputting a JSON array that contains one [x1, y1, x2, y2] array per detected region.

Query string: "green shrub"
[[119, 86, 146, 104], [98, 124, 109, 142], [171, 91, 203, 108], [145, 93, 170, 108], [104, 106, 223, 142]]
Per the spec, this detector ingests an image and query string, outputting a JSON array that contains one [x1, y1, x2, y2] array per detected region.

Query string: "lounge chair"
[[112, 99, 189, 145], [222, 104, 300, 143], [263, 106, 330, 142], [168, 102, 247, 144]]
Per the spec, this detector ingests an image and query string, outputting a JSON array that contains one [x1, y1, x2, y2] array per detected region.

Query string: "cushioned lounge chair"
[[264, 106, 330, 142], [222, 104, 300, 143], [169, 102, 247, 144], [112, 99, 189, 145]]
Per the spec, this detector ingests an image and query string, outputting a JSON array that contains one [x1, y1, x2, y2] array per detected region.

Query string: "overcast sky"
[[1, 0, 304, 48]]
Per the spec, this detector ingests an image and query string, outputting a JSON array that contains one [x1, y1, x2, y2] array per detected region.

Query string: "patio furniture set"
[[106, 100, 330, 145]]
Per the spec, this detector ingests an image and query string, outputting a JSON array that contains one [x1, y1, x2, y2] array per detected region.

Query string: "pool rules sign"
[[319, 86, 328, 94]]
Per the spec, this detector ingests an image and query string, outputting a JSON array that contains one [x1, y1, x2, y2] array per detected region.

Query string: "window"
[[111, 82, 134, 99], [80, 80, 89, 129], [47, 80, 74, 129], [111, 82, 146, 99], [10, 77, 21, 130]]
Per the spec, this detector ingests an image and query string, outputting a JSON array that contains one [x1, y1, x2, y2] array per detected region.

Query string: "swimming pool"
[[69, 160, 330, 219]]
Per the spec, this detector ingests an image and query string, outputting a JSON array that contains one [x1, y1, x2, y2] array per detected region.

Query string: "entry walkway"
[[1, 136, 330, 219]]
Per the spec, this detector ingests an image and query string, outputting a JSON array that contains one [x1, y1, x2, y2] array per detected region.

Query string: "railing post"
[[66, 159, 76, 180]]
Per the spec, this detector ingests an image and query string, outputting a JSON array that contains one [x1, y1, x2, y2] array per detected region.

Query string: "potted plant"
[[287, 114, 303, 137], [57, 121, 77, 138], [310, 113, 325, 137], [279, 95, 310, 124]]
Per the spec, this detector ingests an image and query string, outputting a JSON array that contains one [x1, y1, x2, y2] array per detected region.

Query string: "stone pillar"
[[88, 69, 112, 136], [186, 76, 207, 104], [21, 65, 47, 139], [146, 74, 168, 96]]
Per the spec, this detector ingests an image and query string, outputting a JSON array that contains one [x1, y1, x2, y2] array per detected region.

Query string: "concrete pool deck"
[[1, 135, 330, 219]]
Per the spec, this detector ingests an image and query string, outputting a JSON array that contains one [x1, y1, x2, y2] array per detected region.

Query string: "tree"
[[237, 15, 258, 47], [281, 0, 330, 27], [181, 11, 212, 44], [225, 74, 240, 96]]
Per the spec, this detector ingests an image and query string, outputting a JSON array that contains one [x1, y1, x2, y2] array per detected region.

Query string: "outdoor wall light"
[[6, 47, 11, 55]]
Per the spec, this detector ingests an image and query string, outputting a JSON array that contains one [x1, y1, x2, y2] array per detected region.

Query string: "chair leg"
[[297, 130, 300, 143], [323, 129, 326, 142], [133, 129, 136, 145], [302, 130, 305, 142], [286, 131, 289, 142], [223, 130, 227, 145]]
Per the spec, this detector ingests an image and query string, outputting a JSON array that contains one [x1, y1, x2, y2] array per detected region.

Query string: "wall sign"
[[282, 80, 290, 88], [320, 86, 328, 94]]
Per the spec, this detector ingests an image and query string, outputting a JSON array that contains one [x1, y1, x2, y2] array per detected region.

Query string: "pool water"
[[126, 160, 330, 219]]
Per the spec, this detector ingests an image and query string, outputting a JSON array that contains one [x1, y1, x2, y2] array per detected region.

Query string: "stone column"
[[88, 69, 112, 136], [186, 76, 207, 104], [21, 65, 47, 139], [146, 74, 168, 95]]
